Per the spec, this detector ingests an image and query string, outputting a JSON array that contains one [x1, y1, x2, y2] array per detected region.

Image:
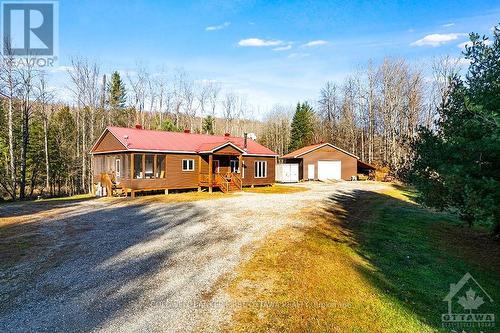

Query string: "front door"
[[308, 163, 315, 180], [230, 159, 239, 173], [213, 160, 220, 174]]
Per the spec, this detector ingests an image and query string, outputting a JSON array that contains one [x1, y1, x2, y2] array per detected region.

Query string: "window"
[[254, 161, 267, 178], [242, 161, 245, 178], [145, 155, 154, 178], [230, 160, 239, 173], [182, 159, 195, 171], [156, 155, 166, 178], [133, 154, 143, 179], [115, 159, 121, 178]]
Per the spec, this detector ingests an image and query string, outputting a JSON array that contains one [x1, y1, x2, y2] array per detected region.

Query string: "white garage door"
[[317, 160, 342, 180]]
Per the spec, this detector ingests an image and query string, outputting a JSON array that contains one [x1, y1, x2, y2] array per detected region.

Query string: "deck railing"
[[199, 172, 242, 191]]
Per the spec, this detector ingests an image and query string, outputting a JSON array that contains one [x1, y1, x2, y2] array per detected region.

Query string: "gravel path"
[[0, 181, 388, 332]]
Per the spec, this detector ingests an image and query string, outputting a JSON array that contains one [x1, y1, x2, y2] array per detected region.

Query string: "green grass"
[[225, 186, 500, 332], [353, 188, 499, 331]]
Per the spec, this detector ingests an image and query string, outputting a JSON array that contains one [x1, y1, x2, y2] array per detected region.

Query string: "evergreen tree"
[[159, 118, 180, 132], [202, 115, 215, 135], [288, 102, 315, 151], [407, 27, 500, 235], [108, 71, 126, 109]]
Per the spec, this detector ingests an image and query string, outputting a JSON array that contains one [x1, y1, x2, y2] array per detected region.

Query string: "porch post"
[[131, 153, 134, 179], [238, 155, 243, 175], [208, 154, 213, 193], [153, 154, 157, 178], [198, 155, 202, 192], [142, 154, 145, 179]]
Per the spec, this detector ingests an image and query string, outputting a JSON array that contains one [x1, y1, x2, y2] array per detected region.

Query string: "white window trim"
[[242, 161, 245, 178], [115, 159, 121, 178], [182, 159, 195, 171], [254, 160, 267, 178]]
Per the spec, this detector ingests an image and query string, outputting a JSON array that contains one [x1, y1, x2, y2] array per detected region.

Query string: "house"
[[280, 142, 375, 181], [90, 126, 278, 197]]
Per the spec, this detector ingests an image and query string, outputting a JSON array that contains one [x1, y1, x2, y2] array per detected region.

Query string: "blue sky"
[[54, 0, 500, 113]]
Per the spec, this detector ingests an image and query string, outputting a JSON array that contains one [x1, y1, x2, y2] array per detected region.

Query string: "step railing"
[[215, 173, 230, 193], [230, 172, 243, 191], [199, 172, 241, 192]]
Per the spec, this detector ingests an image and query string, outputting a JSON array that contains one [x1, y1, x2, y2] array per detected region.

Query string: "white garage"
[[317, 160, 342, 180]]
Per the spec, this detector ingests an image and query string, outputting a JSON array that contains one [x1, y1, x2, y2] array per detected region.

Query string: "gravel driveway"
[[0, 181, 388, 332]]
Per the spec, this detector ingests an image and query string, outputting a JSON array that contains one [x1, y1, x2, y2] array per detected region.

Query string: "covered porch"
[[198, 144, 244, 193]]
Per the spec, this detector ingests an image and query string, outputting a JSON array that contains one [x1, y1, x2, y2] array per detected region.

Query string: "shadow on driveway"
[[0, 200, 236, 331]]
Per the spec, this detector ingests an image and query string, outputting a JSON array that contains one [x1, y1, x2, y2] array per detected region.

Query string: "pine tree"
[[160, 118, 180, 132], [288, 102, 315, 151], [108, 71, 126, 109], [407, 27, 500, 235], [202, 115, 215, 135]]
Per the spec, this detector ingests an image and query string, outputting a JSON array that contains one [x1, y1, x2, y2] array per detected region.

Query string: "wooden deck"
[[199, 172, 242, 193]]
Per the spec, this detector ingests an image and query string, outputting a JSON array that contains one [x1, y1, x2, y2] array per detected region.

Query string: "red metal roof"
[[92, 126, 278, 156], [281, 142, 359, 159]]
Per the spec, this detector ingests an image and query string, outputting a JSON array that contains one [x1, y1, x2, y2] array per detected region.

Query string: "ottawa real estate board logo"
[[442, 272, 495, 329], [1, 0, 58, 66]]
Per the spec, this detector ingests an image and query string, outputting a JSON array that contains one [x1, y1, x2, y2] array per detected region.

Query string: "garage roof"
[[281, 143, 359, 159]]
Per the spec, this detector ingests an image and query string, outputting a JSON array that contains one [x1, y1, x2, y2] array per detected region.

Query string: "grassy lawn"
[[242, 184, 308, 194], [225, 186, 499, 332]]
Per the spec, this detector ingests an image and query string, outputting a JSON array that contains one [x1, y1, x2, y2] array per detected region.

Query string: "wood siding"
[[92, 152, 276, 190], [298, 146, 357, 181], [93, 131, 126, 152], [213, 145, 242, 155], [242, 156, 275, 186]]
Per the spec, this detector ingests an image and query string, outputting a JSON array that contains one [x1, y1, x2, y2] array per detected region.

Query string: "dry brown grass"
[[223, 190, 434, 332], [242, 185, 308, 194], [131, 191, 233, 204]]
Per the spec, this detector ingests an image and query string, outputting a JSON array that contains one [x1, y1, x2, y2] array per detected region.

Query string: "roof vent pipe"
[[224, 133, 230, 137], [184, 129, 191, 134], [135, 124, 142, 130]]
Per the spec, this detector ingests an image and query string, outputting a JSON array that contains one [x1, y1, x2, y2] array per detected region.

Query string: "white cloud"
[[238, 38, 283, 47], [442, 23, 455, 27], [411, 33, 466, 47], [302, 40, 328, 47], [458, 39, 493, 48], [205, 22, 230, 31], [288, 53, 310, 59], [273, 44, 292, 51]]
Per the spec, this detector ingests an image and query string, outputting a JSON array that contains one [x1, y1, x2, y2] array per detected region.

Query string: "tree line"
[[261, 56, 458, 172], [0, 29, 490, 211]]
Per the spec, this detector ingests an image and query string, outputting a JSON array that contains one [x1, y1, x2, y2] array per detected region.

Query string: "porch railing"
[[199, 172, 242, 191]]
